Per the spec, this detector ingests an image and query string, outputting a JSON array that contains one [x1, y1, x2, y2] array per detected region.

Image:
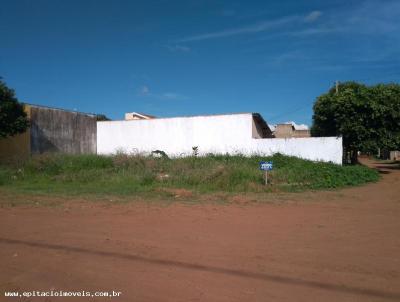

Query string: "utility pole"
[[335, 80, 339, 95]]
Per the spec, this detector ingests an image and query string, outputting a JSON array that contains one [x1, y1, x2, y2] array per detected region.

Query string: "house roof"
[[285, 121, 309, 130], [271, 121, 309, 131], [126, 112, 156, 119]]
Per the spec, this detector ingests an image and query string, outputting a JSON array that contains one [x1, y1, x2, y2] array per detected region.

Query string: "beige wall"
[[274, 124, 310, 138], [274, 124, 293, 138]]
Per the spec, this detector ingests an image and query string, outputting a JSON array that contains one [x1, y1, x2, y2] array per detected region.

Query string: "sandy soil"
[[0, 158, 399, 302]]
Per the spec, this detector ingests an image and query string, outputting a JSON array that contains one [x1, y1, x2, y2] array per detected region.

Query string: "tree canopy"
[[0, 79, 29, 138], [311, 82, 400, 162], [95, 114, 111, 121]]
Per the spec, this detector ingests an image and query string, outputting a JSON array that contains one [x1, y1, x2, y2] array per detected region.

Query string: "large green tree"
[[0, 79, 29, 138], [311, 82, 400, 163]]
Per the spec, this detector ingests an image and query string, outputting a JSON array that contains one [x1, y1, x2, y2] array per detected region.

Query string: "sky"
[[1, 0, 399, 125]]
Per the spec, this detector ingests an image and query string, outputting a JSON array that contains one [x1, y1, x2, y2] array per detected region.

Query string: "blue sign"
[[259, 161, 273, 171]]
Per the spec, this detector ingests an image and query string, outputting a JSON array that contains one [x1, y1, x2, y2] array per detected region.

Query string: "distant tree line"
[[311, 82, 400, 163]]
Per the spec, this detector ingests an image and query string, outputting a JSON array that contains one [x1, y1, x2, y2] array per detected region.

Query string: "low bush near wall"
[[0, 153, 379, 196]]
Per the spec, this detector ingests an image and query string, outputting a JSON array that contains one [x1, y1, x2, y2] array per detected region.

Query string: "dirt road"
[[1, 159, 399, 301]]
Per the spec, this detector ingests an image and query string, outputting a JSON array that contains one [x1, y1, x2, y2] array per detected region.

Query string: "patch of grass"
[[0, 167, 13, 186], [0, 153, 379, 197]]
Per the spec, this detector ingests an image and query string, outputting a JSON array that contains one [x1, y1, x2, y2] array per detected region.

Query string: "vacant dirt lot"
[[0, 159, 399, 302]]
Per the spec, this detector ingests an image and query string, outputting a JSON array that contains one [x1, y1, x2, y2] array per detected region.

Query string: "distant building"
[[0, 104, 97, 161], [125, 112, 156, 120], [390, 151, 400, 161], [270, 122, 311, 138]]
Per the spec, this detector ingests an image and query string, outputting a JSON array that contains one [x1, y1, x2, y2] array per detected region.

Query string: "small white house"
[[97, 112, 343, 164]]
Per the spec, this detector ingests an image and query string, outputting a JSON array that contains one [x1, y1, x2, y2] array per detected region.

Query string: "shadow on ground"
[[1, 237, 399, 301], [372, 161, 400, 174]]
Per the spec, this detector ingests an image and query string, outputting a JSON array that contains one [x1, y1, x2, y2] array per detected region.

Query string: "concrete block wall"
[[0, 104, 97, 162], [29, 106, 97, 154], [97, 114, 343, 164], [97, 113, 252, 156], [250, 137, 342, 164]]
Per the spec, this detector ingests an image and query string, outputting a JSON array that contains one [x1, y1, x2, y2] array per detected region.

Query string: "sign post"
[[259, 161, 273, 185]]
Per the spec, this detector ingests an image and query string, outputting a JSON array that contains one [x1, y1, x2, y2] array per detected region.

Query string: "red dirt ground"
[[0, 159, 399, 302]]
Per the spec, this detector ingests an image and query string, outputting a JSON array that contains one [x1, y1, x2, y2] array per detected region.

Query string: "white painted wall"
[[249, 137, 342, 164], [97, 113, 343, 164], [97, 114, 252, 156]]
